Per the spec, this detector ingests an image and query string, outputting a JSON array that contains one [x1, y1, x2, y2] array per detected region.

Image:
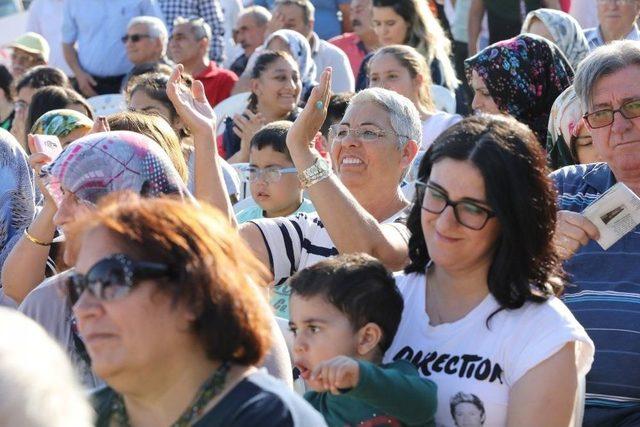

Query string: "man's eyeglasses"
[[329, 124, 407, 143], [415, 181, 496, 230], [583, 99, 640, 128], [244, 165, 298, 183], [66, 254, 171, 305], [121, 34, 151, 43]]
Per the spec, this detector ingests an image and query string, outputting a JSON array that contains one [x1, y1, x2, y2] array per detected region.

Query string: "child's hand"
[[308, 356, 360, 395]]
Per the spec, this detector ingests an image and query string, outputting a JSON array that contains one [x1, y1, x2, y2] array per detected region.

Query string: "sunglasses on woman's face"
[[66, 253, 170, 305]]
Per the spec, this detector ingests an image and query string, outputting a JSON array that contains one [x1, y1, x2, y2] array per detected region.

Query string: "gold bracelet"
[[24, 229, 52, 246]]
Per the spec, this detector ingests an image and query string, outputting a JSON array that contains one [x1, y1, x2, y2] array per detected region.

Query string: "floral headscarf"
[[30, 109, 94, 140], [465, 34, 574, 146], [42, 131, 192, 207], [0, 129, 35, 277], [546, 86, 585, 170], [522, 8, 590, 71], [265, 29, 317, 95]]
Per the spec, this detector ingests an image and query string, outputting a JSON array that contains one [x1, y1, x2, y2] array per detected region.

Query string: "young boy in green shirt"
[[288, 253, 437, 427]]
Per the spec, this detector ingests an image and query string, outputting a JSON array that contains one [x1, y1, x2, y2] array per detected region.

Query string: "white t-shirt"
[[421, 112, 462, 151], [384, 272, 594, 427]]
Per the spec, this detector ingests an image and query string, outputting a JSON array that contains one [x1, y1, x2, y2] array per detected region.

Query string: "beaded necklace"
[[110, 361, 231, 427]]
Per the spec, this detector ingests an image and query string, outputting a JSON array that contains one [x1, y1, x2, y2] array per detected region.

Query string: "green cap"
[[10, 32, 50, 62]]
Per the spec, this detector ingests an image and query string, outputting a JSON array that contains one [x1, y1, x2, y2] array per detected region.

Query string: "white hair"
[[0, 308, 94, 427], [240, 6, 272, 26], [346, 87, 422, 148], [128, 16, 169, 54]]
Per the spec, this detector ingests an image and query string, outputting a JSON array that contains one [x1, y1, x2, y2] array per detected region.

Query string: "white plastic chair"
[[86, 94, 127, 116], [213, 92, 250, 135], [230, 162, 251, 201], [431, 84, 456, 114]]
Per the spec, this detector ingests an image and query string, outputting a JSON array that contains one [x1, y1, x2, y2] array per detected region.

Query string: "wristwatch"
[[298, 157, 332, 188]]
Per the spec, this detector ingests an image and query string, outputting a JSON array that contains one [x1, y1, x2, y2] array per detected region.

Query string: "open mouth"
[[295, 362, 311, 380], [341, 156, 364, 166]]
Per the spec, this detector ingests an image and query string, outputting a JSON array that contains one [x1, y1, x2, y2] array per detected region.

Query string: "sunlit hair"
[[370, 45, 435, 112], [26, 86, 93, 135], [107, 111, 189, 183], [0, 308, 94, 427], [128, 16, 169, 54], [406, 115, 563, 321], [70, 193, 273, 365], [372, 0, 458, 89]]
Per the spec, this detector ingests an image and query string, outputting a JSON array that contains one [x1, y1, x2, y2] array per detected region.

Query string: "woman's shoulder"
[[393, 271, 425, 296], [196, 370, 326, 427]]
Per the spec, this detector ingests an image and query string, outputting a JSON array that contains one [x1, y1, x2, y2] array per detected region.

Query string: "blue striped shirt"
[[552, 163, 640, 426]]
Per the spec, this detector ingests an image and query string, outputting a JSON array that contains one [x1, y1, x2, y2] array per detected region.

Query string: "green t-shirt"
[[305, 359, 437, 427]]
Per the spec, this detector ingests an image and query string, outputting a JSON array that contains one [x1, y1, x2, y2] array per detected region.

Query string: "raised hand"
[[307, 356, 360, 395], [166, 64, 217, 137], [286, 67, 332, 156]]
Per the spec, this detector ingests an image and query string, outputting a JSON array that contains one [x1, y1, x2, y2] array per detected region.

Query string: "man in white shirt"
[[26, 0, 73, 76], [271, 0, 354, 93], [584, 0, 640, 49]]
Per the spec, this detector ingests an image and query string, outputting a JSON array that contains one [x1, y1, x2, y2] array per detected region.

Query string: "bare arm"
[[63, 43, 97, 97], [507, 342, 579, 427], [285, 68, 409, 271], [166, 65, 236, 226], [467, 0, 485, 57], [542, 0, 561, 9]]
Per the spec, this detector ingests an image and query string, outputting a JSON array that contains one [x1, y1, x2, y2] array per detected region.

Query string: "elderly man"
[[552, 40, 640, 426], [8, 32, 49, 79], [169, 17, 237, 107], [229, 6, 271, 76], [159, 0, 225, 65], [584, 0, 640, 49], [62, 0, 164, 97], [272, 0, 355, 93], [124, 16, 171, 67], [329, 0, 379, 80], [231, 72, 419, 317]]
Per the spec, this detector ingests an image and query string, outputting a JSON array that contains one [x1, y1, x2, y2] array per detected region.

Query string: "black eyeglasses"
[[583, 99, 640, 128], [66, 253, 170, 305], [415, 180, 496, 230], [121, 33, 151, 43]]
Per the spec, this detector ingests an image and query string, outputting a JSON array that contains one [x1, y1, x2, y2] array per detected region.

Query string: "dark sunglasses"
[[66, 253, 170, 305], [121, 33, 151, 43]]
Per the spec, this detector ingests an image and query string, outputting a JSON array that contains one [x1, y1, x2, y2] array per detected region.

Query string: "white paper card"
[[582, 182, 640, 250]]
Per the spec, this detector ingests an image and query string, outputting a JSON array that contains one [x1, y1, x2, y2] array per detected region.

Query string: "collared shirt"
[[584, 24, 640, 50], [328, 32, 368, 80], [551, 162, 640, 426], [27, 0, 74, 76], [194, 61, 238, 107], [309, 32, 354, 93], [158, 0, 225, 64], [62, 0, 164, 77]]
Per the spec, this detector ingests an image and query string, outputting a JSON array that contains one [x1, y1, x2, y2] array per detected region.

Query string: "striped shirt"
[[584, 25, 640, 51], [251, 209, 409, 318], [551, 163, 640, 425]]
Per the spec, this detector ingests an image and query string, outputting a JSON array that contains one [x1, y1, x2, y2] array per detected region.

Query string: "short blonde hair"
[[0, 308, 93, 427]]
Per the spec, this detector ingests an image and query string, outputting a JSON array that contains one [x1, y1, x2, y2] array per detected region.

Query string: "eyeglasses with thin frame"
[[244, 165, 298, 183], [66, 253, 171, 305], [329, 124, 408, 143], [121, 33, 151, 43], [415, 180, 496, 230], [583, 99, 640, 128]]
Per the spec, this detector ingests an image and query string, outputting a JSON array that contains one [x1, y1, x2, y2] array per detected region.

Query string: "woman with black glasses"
[[67, 195, 325, 427], [383, 115, 594, 427]]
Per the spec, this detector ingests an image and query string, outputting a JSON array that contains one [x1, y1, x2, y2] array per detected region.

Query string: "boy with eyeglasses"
[[236, 121, 315, 223]]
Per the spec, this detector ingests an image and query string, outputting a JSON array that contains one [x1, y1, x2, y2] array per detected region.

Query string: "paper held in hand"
[[582, 182, 640, 250]]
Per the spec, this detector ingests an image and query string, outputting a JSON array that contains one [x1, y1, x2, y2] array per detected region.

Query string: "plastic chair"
[[431, 84, 456, 114], [213, 92, 250, 135], [230, 162, 250, 201], [86, 94, 127, 116]]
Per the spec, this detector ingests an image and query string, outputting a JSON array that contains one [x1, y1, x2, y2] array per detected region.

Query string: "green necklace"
[[111, 361, 231, 427]]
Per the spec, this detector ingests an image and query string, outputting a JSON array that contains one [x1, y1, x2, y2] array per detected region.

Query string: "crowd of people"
[[0, 0, 638, 426]]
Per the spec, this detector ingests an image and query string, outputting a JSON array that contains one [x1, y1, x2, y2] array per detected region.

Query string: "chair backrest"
[[86, 94, 127, 116], [230, 162, 251, 202], [213, 92, 250, 135], [431, 84, 456, 114]]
